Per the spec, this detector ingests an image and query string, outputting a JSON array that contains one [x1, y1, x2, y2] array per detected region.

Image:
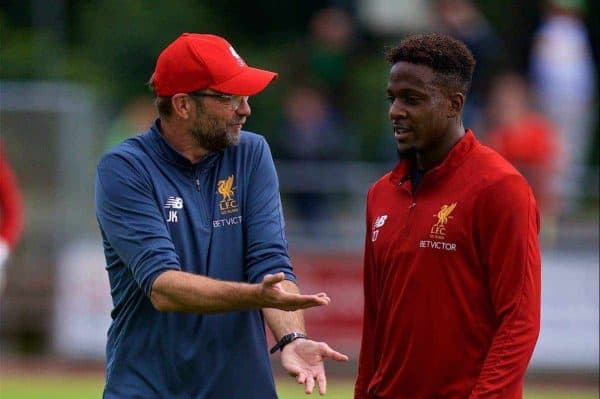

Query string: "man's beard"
[[191, 116, 240, 152]]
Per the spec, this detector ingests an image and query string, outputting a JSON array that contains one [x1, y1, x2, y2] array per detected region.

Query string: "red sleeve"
[[354, 187, 378, 399], [469, 174, 541, 398], [0, 146, 24, 248]]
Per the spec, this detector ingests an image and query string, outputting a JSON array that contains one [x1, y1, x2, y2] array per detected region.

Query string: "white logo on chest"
[[374, 215, 388, 229], [213, 216, 243, 228], [164, 196, 184, 223], [372, 215, 388, 242]]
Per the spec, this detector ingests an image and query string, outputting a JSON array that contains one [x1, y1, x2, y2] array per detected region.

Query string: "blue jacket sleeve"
[[95, 152, 180, 296], [243, 138, 296, 284]]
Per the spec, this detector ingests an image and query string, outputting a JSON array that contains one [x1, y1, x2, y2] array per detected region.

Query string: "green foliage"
[[0, 1, 228, 105], [73, 0, 222, 103], [346, 56, 393, 161], [0, 0, 596, 162], [0, 26, 63, 80]]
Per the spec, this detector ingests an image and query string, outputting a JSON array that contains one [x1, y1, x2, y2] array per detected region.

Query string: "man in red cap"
[[95, 33, 347, 399]]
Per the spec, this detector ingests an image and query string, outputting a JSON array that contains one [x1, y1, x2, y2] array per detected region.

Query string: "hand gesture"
[[259, 273, 330, 311], [281, 338, 349, 395]]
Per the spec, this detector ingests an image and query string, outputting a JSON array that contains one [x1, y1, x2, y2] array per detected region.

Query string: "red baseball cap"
[[151, 33, 278, 96]]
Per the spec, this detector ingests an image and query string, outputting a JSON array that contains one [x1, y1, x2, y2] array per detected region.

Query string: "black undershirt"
[[409, 164, 425, 194]]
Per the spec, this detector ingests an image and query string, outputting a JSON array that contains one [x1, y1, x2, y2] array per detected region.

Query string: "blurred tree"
[[476, 0, 539, 73], [73, 0, 221, 104], [0, 0, 596, 165], [209, 0, 330, 44]]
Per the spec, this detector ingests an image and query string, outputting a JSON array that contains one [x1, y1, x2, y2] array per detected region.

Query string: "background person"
[[275, 84, 348, 234], [354, 33, 541, 399], [529, 0, 597, 213], [484, 72, 561, 242], [0, 140, 24, 293], [95, 33, 347, 399], [103, 95, 157, 152], [434, 0, 508, 135]]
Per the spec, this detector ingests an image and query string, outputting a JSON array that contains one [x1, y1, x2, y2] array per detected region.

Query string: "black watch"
[[269, 332, 307, 354]]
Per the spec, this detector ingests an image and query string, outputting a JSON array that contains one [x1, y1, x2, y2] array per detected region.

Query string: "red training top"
[[0, 141, 24, 248], [355, 131, 541, 399]]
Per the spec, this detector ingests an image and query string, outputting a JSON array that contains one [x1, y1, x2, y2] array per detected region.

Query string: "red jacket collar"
[[389, 129, 478, 185]]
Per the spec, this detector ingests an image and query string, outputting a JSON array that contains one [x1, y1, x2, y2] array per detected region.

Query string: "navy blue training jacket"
[[95, 120, 295, 398]]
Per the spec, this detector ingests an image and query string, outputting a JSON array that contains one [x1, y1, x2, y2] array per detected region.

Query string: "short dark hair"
[[154, 96, 173, 118], [385, 33, 476, 95], [147, 78, 173, 118]]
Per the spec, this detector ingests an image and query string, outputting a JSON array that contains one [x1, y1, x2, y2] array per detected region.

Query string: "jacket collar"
[[389, 129, 478, 185]]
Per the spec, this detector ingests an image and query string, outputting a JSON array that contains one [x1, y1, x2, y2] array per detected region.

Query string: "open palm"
[[281, 338, 348, 395]]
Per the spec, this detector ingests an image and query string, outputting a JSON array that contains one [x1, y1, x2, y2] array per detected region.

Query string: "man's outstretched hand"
[[259, 273, 330, 311], [281, 338, 349, 395]]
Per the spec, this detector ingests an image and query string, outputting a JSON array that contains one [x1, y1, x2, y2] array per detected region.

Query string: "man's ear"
[[447, 92, 465, 119], [171, 94, 194, 119]]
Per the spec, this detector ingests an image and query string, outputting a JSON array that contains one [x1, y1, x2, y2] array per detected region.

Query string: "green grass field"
[[0, 374, 597, 399]]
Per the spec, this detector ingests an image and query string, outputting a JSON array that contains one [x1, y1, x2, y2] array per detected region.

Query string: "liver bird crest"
[[217, 175, 235, 202], [434, 203, 457, 226]]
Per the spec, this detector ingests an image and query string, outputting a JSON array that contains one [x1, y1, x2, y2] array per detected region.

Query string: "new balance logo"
[[164, 196, 183, 223], [164, 197, 183, 209], [371, 215, 388, 242], [374, 215, 388, 229]]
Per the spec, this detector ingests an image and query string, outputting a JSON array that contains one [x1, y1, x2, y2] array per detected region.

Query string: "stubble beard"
[[191, 116, 240, 152]]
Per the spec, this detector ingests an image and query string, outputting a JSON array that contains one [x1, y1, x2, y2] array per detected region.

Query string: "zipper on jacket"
[[397, 179, 418, 236], [405, 196, 417, 235], [194, 167, 211, 230], [193, 168, 201, 191]]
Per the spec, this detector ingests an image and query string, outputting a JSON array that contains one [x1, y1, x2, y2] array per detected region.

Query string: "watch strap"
[[269, 332, 307, 354]]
